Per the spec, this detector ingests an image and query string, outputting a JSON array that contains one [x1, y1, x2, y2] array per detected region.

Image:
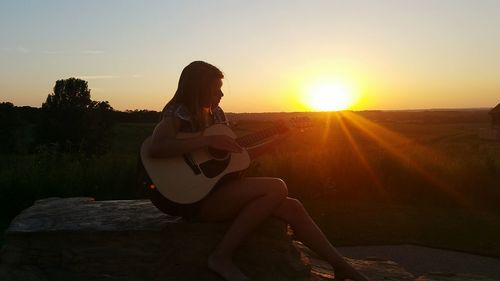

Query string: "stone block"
[[0, 197, 309, 281]]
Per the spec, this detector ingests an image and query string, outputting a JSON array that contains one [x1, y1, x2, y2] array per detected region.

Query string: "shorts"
[[140, 172, 202, 221]]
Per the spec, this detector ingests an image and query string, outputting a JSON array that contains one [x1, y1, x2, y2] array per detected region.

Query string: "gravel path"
[[337, 244, 500, 280]]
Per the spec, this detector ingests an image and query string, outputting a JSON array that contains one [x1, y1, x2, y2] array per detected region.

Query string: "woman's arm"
[[148, 117, 205, 158], [148, 117, 242, 158]]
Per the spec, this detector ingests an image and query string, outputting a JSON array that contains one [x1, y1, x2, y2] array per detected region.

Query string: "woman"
[[145, 61, 370, 281]]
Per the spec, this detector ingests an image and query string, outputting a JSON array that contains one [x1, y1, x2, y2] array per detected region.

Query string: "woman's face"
[[208, 79, 224, 109]]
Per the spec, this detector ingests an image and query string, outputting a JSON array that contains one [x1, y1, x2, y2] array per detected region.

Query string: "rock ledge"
[[0, 198, 495, 281]]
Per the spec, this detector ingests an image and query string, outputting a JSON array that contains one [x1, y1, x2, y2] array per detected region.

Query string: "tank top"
[[162, 102, 228, 132]]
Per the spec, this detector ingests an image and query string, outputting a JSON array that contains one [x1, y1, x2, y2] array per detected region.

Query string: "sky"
[[1, 0, 499, 112]]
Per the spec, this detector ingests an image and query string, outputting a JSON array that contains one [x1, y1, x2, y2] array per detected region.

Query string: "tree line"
[[1, 78, 161, 155]]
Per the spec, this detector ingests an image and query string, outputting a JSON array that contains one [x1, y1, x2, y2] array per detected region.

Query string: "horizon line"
[[4, 102, 495, 113]]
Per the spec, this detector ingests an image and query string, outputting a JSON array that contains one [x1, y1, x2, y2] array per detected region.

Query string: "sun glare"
[[306, 82, 356, 111]]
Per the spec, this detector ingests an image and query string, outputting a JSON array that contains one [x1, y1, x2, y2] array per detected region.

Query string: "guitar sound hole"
[[199, 157, 231, 178], [207, 148, 230, 160]]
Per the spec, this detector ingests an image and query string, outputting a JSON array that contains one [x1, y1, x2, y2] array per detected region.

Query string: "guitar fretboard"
[[236, 125, 284, 147]]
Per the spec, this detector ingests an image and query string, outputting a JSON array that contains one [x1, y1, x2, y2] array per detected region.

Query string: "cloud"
[[43, 50, 66, 54], [78, 75, 118, 80], [16, 47, 30, 53], [132, 74, 144, 78], [82, 50, 104, 55], [42, 50, 103, 55]]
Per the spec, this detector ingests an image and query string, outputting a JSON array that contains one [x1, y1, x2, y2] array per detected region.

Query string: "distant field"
[[1, 110, 499, 257]]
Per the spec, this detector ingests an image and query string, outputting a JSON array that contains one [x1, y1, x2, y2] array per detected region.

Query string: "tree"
[[37, 78, 114, 155], [81, 100, 114, 155], [0, 102, 18, 153], [0, 103, 41, 153]]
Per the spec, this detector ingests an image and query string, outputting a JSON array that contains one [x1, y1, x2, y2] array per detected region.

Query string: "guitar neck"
[[236, 125, 284, 148]]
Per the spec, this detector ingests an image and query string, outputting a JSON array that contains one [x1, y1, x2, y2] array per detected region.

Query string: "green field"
[[1, 110, 500, 257]]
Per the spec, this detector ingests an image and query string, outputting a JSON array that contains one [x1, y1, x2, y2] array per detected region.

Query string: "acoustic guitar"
[[140, 117, 311, 204]]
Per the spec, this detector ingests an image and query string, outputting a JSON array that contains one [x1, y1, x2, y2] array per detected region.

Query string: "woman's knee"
[[266, 178, 288, 201], [259, 178, 288, 202]]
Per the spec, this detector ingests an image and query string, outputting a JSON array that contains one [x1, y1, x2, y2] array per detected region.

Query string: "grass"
[[1, 110, 499, 258]]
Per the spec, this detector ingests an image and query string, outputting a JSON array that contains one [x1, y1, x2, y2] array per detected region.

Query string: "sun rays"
[[329, 111, 473, 208], [335, 113, 387, 196]]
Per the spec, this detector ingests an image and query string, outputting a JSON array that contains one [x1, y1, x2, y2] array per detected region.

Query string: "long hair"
[[163, 61, 224, 127]]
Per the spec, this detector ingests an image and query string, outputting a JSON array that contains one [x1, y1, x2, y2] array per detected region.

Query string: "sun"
[[305, 82, 356, 111]]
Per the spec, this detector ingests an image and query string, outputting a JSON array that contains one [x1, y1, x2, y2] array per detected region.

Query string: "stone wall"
[[0, 198, 310, 281], [0, 198, 496, 281]]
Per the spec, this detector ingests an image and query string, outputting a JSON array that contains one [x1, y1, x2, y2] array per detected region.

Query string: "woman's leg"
[[197, 177, 288, 281], [272, 198, 370, 281]]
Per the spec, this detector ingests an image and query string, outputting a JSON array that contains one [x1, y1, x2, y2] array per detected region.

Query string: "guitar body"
[[140, 124, 251, 204]]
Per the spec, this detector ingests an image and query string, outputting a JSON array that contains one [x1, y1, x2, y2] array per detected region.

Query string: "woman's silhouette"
[[144, 61, 370, 281]]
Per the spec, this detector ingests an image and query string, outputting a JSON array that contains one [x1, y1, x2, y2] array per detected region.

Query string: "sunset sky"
[[1, 0, 499, 112]]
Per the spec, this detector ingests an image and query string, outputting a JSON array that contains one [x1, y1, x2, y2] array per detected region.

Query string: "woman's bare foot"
[[208, 254, 250, 281]]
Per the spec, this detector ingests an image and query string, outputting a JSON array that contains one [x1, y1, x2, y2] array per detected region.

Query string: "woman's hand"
[[205, 135, 243, 153]]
